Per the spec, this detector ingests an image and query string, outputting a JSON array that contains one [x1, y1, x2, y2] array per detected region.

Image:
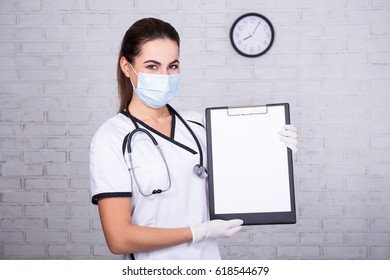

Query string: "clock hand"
[[243, 33, 252, 40], [252, 21, 260, 34], [243, 22, 260, 41]]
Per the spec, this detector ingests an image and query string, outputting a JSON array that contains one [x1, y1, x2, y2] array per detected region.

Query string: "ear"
[[119, 56, 132, 78]]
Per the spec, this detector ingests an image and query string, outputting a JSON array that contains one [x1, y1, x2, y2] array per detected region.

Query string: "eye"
[[146, 64, 158, 70], [169, 64, 179, 70]]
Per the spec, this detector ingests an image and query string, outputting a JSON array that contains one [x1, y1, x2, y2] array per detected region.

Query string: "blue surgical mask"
[[129, 64, 180, 109]]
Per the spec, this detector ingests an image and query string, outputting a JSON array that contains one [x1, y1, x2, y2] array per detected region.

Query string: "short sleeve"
[[90, 120, 132, 205]]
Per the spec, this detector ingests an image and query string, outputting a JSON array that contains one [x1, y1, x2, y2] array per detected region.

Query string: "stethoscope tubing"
[[124, 105, 207, 196], [124, 105, 205, 171], [127, 127, 172, 196]]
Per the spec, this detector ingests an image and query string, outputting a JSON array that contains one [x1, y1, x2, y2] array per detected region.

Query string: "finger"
[[279, 136, 298, 153], [227, 219, 244, 227], [226, 226, 243, 237], [282, 124, 297, 132], [278, 129, 298, 139], [286, 142, 298, 154], [279, 135, 298, 146]]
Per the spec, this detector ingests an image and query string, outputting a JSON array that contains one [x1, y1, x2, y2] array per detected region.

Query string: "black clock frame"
[[229, 13, 275, 58]]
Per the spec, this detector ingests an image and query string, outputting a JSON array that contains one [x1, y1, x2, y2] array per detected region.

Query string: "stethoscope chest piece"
[[193, 164, 208, 178]]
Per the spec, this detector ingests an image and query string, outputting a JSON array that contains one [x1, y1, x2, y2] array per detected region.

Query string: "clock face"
[[230, 13, 274, 57]]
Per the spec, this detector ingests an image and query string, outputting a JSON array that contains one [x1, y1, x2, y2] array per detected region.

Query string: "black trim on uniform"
[[122, 132, 130, 156], [168, 105, 206, 169], [91, 192, 132, 205], [186, 120, 204, 128], [170, 109, 176, 139], [121, 105, 198, 155]]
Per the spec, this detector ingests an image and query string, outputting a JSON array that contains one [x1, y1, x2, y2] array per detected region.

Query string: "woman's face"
[[129, 38, 180, 88]]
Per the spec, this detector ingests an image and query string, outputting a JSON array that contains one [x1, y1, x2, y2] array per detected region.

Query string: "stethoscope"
[[123, 105, 208, 196]]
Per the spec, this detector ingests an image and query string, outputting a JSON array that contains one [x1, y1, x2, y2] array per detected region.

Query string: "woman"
[[90, 18, 298, 260]]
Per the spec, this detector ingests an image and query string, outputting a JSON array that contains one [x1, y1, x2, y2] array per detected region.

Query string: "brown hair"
[[116, 18, 180, 112]]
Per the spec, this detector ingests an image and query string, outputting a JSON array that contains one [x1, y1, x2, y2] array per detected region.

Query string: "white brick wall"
[[0, 0, 389, 259]]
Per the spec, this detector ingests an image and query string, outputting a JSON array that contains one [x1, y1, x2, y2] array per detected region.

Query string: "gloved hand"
[[190, 219, 244, 244], [278, 124, 298, 154]]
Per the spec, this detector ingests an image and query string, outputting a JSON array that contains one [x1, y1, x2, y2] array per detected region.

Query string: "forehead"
[[136, 39, 179, 62]]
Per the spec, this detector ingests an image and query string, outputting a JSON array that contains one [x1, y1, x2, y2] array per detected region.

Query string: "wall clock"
[[230, 13, 275, 57]]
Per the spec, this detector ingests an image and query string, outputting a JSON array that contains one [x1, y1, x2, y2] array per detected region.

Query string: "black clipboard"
[[205, 103, 296, 225]]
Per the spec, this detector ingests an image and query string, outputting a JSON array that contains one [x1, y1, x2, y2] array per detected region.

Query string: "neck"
[[128, 98, 172, 137], [128, 98, 170, 122]]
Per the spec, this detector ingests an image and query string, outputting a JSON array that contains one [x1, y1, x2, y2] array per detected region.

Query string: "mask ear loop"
[[127, 62, 138, 89], [128, 63, 138, 76]]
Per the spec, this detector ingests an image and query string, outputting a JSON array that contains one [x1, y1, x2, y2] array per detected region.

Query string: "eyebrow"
[[143, 59, 180, 65]]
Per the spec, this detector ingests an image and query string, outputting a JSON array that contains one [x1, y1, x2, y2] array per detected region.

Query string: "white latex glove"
[[278, 124, 298, 154], [190, 219, 243, 244]]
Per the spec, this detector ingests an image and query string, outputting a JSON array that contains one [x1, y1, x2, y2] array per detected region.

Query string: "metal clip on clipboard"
[[227, 105, 268, 116]]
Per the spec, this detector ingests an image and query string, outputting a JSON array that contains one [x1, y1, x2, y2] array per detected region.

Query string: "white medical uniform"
[[90, 105, 221, 260]]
